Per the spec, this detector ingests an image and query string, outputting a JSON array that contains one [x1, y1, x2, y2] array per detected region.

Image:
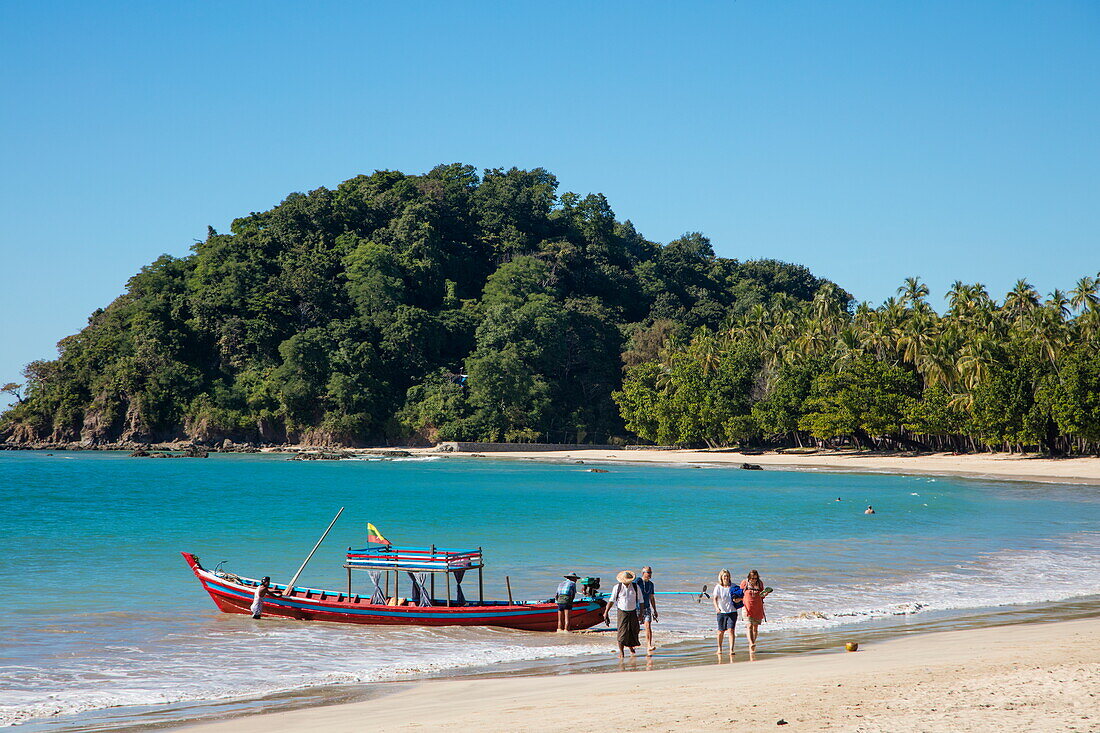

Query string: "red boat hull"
[[182, 552, 605, 632]]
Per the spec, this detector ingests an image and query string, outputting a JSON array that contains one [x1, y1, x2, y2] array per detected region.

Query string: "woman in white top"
[[602, 570, 643, 658], [712, 569, 742, 659]]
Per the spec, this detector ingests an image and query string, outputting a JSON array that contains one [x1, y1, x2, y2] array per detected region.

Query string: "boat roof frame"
[[344, 544, 484, 574]]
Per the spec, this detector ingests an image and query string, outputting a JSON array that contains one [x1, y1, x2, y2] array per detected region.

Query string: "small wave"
[[756, 534, 1100, 633], [0, 628, 608, 727]]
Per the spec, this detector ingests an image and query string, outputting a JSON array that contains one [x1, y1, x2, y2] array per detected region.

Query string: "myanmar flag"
[[367, 523, 390, 545]]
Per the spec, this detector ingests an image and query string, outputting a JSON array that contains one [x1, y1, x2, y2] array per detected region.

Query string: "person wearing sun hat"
[[555, 572, 580, 632], [603, 570, 643, 657]]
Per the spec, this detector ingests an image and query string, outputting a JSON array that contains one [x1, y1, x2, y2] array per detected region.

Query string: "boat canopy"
[[345, 545, 484, 573]]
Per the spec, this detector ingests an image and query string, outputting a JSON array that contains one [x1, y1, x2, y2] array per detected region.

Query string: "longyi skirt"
[[616, 609, 640, 648]]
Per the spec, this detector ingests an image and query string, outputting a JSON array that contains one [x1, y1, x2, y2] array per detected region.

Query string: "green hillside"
[[0, 164, 841, 446]]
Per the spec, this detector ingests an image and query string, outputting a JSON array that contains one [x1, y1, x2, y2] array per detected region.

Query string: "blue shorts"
[[637, 605, 651, 624], [556, 602, 573, 611], [717, 612, 738, 631]]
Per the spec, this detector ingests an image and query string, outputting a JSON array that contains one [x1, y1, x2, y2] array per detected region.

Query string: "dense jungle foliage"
[[0, 164, 842, 446], [615, 276, 1100, 454]]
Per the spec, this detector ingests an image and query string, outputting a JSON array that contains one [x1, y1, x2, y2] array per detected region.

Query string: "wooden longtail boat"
[[181, 547, 607, 632]]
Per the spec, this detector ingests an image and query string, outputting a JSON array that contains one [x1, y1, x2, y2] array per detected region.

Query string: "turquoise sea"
[[3, 451, 1100, 730]]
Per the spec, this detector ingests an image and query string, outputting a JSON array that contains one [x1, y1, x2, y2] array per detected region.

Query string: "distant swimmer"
[[835, 497, 842, 502], [864, 505, 875, 515]]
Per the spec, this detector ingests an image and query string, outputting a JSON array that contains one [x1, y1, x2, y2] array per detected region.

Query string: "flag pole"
[[287, 507, 344, 591]]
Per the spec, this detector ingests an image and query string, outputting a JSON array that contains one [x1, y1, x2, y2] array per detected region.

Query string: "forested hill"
[[0, 164, 845, 446]]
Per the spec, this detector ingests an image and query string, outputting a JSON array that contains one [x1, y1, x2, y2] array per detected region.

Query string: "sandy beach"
[[413, 447, 1100, 486], [178, 617, 1099, 732], [167, 447, 1098, 732]]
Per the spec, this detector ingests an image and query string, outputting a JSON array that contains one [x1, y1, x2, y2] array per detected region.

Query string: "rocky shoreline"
[[0, 440, 414, 459]]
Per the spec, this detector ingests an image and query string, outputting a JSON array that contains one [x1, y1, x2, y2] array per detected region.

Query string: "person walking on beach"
[[740, 570, 771, 653], [636, 566, 659, 653], [555, 573, 580, 632], [250, 576, 282, 619], [713, 569, 742, 659], [603, 570, 643, 658]]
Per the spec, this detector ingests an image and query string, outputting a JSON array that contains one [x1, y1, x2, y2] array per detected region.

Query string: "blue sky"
[[1, 1, 1098, 406]]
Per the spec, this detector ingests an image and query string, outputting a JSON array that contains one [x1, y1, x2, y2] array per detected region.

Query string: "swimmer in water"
[[864, 505, 875, 514]]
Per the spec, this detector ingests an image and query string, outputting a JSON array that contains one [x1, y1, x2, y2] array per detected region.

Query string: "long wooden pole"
[[287, 507, 344, 591], [505, 575, 513, 605]]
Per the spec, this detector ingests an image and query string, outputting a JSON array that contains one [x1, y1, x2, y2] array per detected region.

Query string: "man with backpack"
[[635, 566, 659, 653]]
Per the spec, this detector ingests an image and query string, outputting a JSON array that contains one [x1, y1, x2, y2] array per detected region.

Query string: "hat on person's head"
[[563, 572, 580, 580], [616, 570, 636, 584]]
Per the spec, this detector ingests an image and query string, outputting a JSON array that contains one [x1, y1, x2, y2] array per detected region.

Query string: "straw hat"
[[563, 572, 580, 580], [616, 570, 636, 584]]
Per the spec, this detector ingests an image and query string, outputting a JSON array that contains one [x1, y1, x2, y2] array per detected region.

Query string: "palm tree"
[[956, 337, 998, 391], [898, 276, 930, 307], [1004, 279, 1040, 320], [945, 281, 970, 316], [897, 309, 937, 367], [1025, 306, 1068, 369], [832, 327, 864, 368], [811, 284, 846, 334], [690, 332, 722, 376], [655, 334, 684, 392], [1077, 308, 1100, 344], [1069, 276, 1099, 314], [1046, 289, 1071, 320], [917, 335, 958, 390], [792, 324, 832, 358]]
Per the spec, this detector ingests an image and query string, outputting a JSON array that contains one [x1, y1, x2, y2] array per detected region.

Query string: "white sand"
[[179, 617, 1099, 732], [417, 447, 1100, 485]]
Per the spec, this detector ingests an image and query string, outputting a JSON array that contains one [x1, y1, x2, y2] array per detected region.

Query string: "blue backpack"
[[730, 585, 745, 610]]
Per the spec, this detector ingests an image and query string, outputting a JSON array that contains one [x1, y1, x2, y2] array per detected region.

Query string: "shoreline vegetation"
[[174, 618, 1100, 733], [3, 164, 1098, 457]]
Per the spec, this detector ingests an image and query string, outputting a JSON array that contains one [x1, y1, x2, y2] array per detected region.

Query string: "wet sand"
[[177, 617, 1099, 732]]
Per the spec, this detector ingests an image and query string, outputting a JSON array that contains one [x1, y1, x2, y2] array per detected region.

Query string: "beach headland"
[[176, 617, 1100, 732]]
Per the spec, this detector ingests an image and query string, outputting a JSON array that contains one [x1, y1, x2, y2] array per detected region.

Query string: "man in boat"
[[555, 573, 580, 632], [636, 566, 658, 653], [251, 576, 282, 619]]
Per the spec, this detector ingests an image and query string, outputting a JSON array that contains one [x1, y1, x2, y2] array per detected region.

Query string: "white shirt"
[[251, 586, 265, 616], [607, 582, 642, 611], [714, 584, 736, 613]]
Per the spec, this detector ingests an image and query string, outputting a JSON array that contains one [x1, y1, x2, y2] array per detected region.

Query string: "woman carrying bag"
[[712, 568, 743, 659], [740, 569, 772, 653]]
